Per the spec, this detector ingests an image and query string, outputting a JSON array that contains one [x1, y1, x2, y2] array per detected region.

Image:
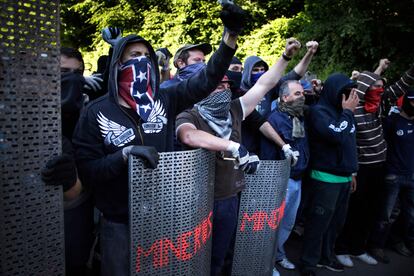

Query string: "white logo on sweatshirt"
[[328, 121, 349, 132], [142, 100, 167, 134], [97, 112, 135, 147]]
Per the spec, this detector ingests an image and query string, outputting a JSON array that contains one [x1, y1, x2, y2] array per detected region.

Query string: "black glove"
[[41, 154, 77, 192], [156, 48, 172, 60], [220, 3, 247, 35], [122, 145, 159, 169], [155, 48, 172, 71], [83, 74, 103, 92], [102, 27, 123, 47]]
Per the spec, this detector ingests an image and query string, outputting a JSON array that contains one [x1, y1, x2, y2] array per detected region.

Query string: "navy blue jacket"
[[384, 112, 414, 176], [72, 35, 235, 223], [307, 73, 358, 176], [260, 111, 309, 179]]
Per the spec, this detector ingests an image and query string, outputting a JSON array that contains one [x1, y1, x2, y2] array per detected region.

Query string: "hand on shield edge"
[[122, 145, 159, 169], [241, 154, 260, 174], [282, 144, 299, 166], [41, 154, 77, 192], [226, 141, 250, 169]]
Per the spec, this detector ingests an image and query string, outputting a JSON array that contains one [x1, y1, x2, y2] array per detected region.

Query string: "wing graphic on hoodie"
[[147, 100, 167, 124], [142, 100, 167, 134], [97, 112, 135, 147]]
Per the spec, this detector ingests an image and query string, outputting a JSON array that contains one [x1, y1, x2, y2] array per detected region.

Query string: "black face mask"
[[61, 72, 85, 138], [402, 97, 414, 117], [305, 94, 319, 106], [226, 70, 242, 90]]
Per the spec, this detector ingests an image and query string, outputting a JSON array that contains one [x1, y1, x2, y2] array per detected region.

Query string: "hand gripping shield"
[[129, 149, 215, 275], [231, 159, 290, 276]]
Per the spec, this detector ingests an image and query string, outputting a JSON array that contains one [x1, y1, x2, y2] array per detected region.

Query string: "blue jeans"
[[100, 217, 129, 276], [276, 178, 301, 261], [370, 174, 414, 247], [211, 196, 239, 276]]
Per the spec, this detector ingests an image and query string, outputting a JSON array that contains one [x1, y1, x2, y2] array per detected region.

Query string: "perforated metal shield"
[[231, 159, 290, 276], [129, 149, 215, 276], [0, 1, 64, 275]]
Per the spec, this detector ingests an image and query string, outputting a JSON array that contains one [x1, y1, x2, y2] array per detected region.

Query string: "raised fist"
[[285, 38, 301, 58], [102, 27, 123, 47]]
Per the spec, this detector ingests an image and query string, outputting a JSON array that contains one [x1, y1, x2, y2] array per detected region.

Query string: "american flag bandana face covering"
[[118, 56, 154, 122]]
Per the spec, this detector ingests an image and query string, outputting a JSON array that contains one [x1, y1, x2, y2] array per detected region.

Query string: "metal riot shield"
[[0, 1, 64, 275], [231, 159, 290, 276], [129, 149, 215, 276]]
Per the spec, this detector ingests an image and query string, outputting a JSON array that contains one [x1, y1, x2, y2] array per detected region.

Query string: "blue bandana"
[[177, 62, 206, 81], [250, 71, 265, 85]]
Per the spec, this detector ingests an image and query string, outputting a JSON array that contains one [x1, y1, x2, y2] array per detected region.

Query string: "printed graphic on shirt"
[[97, 112, 135, 147], [328, 121, 356, 133], [396, 129, 404, 136], [142, 100, 167, 134], [329, 121, 349, 132]]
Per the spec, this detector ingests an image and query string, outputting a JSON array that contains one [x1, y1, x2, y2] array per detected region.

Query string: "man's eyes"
[[131, 52, 150, 58]]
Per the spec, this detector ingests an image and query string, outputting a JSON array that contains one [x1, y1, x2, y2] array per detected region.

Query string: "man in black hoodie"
[[299, 73, 359, 276], [72, 4, 245, 276]]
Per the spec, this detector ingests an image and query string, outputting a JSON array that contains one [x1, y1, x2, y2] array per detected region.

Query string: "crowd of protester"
[[40, 3, 414, 276]]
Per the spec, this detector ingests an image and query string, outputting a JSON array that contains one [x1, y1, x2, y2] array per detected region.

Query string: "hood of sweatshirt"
[[107, 34, 160, 104], [319, 73, 357, 110], [240, 56, 269, 92]]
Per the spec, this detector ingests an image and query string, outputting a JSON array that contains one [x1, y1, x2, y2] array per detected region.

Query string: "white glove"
[[226, 141, 250, 169], [83, 74, 103, 92], [282, 144, 299, 166], [351, 70, 360, 80]]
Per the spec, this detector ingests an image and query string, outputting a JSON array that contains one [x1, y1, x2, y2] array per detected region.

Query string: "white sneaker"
[[272, 267, 280, 276], [277, 258, 296, 270], [336, 254, 354, 267], [353, 253, 378, 265]]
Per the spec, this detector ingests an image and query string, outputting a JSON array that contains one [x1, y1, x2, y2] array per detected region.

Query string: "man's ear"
[[176, 59, 186, 69]]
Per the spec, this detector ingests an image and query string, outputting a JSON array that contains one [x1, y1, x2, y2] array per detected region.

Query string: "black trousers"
[[335, 163, 385, 255], [300, 179, 351, 269]]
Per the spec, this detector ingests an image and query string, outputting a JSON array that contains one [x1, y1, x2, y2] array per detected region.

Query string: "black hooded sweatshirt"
[[72, 35, 235, 223], [307, 73, 358, 176]]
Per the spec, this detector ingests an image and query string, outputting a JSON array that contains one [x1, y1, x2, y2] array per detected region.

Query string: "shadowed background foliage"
[[61, 0, 414, 80]]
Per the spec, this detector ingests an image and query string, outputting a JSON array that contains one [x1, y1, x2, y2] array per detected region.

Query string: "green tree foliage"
[[294, 0, 414, 79], [237, 17, 290, 62], [61, 0, 414, 81]]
